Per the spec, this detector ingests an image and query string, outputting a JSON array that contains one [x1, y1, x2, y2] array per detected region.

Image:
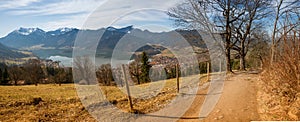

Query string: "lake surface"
[[48, 55, 130, 67]]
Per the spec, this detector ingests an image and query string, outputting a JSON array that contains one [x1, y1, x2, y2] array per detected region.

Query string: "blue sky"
[[0, 0, 181, 37]]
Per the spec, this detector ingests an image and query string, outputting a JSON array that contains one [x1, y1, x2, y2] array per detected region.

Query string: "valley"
[[0, 26, 206, 64]]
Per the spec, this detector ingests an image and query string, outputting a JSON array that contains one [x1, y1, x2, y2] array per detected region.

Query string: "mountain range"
[[0, 26, 205, 59], [0, 27, 79, 49], [0, 43, 31, 59]]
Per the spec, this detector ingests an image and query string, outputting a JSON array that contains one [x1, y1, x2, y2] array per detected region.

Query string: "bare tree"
[[270, 0, 300, 64], [168, 0, 248, 72], [73, 56, 96, 85], [231, 0, 271, 70], [23, 59, 44, 86], [55, 68, 67, 86], [248, 29, 270, 69], [96, 64, 113, 86], [112, 66, 124, 87], [8, 66, 24, 85], [129, 59, 141, 84]]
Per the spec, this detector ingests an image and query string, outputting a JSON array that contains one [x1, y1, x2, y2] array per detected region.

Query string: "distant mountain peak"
[[14, 27, 44, 35], [106, 27, 117, 31], [106, 25, 133, 33], [47, 27, 76, 36], [57, 27, 73, 32]]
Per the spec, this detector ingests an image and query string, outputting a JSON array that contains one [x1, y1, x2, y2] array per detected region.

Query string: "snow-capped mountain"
[[0, 27, 79, 49], [13, 27, 45, 36], [0, 26, 135, 50], [106, 25, 133, 33], [0, 26, 205, 59], [0, 26, 135, 58], [46, 27, 74, 36]]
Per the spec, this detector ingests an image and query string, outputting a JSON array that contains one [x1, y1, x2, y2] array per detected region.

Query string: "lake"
[[48, 55, 131, 67]]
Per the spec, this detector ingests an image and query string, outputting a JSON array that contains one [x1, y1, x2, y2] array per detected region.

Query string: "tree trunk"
[[239, 55, 246, 71], [270, 0, 282, 65], [136, 63, 140, 84], [226, 48, 232, 73], [239, 42, 246, 71], [259, 56, 264, 69], [137, 75, 140, 84], [225, 1, 233, 73], [270, 45, 276, 64]]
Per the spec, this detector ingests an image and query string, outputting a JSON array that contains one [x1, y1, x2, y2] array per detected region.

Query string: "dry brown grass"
[[0, 74, 208, 121], [258, 33, 300, 120], [160, 49, 175, 57], [100, 74, 207, 113], [0, 84, 96, 122]]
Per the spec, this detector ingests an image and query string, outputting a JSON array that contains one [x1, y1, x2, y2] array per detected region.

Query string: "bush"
[[260, 34, 300, 120]]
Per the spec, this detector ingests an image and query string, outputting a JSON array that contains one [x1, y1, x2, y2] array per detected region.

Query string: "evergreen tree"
[[0, 68, 2, 84], [66, 68, 73, 83], [2, 68, 9, 84], [140, 52, 151, 83]]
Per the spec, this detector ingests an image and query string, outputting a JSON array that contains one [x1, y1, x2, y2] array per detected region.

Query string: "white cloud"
[[36, 14, 88, 31], [1, 0, 183, 33], [8, 0, 106, 16], [83, 0, 183, 29], [2, 0, 106, 31], [0, 0, 40, 9], [111, 10, 172, 26]]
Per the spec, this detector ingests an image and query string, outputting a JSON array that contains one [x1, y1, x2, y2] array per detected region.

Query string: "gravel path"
[[178, 72, 260, 122]]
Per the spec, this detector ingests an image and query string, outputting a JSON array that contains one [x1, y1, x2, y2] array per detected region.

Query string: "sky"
[[0, 0, 182, 38]]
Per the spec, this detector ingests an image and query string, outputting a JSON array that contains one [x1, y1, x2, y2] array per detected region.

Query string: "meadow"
[[0, 74, 208, 121]]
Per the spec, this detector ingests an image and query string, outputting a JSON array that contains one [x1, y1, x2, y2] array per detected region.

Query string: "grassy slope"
[[0, 74, 208, 121], [0, 84, 95, 121]]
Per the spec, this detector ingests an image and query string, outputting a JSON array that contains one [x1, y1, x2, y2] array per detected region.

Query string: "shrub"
[[260, 33, 300, 120]]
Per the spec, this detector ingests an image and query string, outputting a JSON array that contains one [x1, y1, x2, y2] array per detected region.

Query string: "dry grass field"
[[0, 84, 96, 121], [0, 74, 208, 121]]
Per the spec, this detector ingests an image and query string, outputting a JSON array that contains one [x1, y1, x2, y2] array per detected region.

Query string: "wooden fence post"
[[121, 64, 133, 111], [207, 61, 210, 81], [176, 64, 179, 93], [220, 60, 222, 73]]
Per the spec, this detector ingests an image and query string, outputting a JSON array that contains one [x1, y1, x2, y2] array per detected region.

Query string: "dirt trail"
[[178, 72, 260, 122], [79, 72, 261, 121]]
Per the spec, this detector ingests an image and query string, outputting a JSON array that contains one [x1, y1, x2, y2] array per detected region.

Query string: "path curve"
[[178, 72, 260, 122]]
